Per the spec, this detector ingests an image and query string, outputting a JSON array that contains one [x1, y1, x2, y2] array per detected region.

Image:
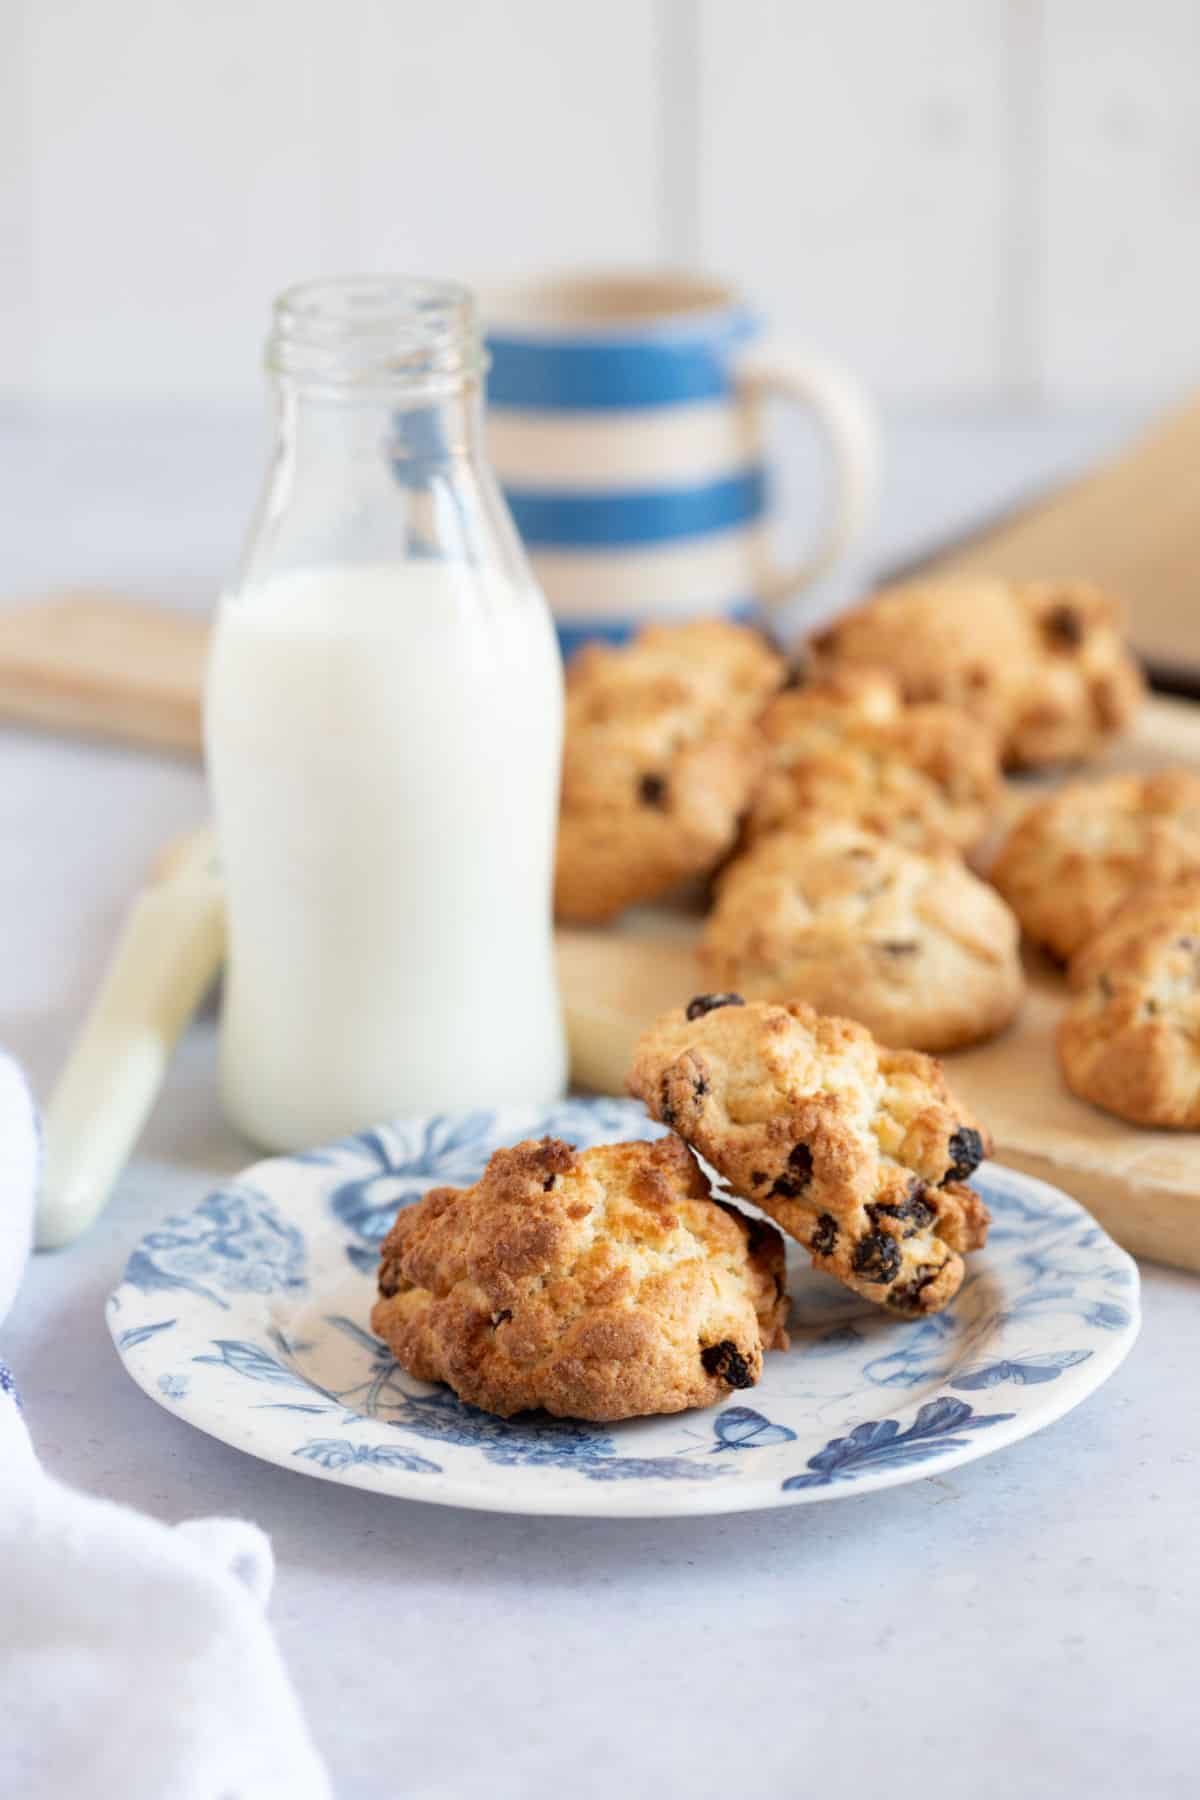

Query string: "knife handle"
[[37, 832, 223, 1249]]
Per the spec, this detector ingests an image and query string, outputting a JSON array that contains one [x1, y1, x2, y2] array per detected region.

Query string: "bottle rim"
[[267, 274, 486, 394]]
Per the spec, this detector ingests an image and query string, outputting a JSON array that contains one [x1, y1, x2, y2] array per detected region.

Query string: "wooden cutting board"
[[558, 695, 1200, 1277], [0, 591, 208, 755]]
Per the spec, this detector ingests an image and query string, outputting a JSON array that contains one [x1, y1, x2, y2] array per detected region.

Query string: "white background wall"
[[2, 0, 1198, 413]]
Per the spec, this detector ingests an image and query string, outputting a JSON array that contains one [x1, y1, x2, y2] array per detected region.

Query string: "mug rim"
[[481, 268, 748, 343]]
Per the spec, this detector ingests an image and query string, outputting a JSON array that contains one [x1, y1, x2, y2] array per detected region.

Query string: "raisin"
[[870, 1183, 936, 1236], [740, 1213, 775, 1258], [887, 1265, 943, 1311], [942, 1126, 984, 1185], [771, 1143, 813, 1199], [639, 772, 668, 808], [659, 1075, 676, 1128], [693, 1074, 709, 1099], [1044, 604, 1085, 649], [852, 1232, 903, 1282], [686, 992, 746, 1020], [491, 1309, 513, 1328], [811, 1213, 838, 1256], [542, 1174, 557, 1191], [700, 1339, 755, 1389], [750, 1169, 770, 1188]]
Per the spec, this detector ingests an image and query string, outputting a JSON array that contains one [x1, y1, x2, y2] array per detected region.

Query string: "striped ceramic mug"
[[483, 271, 878, 652]]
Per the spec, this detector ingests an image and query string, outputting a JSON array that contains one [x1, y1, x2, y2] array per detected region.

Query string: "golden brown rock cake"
[[555, 618, 784, 923], [628, 994, 991, 1315], [702, 820, 1023, 1051], [811, 577, 1143, 769], [745, 672, 1002, 857], [1058, 876, 1200, 1127], [991, 769, 1200, 961], [372, 1133, 790, 1421]]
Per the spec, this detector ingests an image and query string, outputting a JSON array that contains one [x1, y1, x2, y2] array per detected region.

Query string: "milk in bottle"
[[206, 279, 566, 1149]]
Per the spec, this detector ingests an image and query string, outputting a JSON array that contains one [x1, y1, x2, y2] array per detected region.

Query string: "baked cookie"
[[811, 577, 1143, 769], [701, 821, 1023, 1051], [745, 675, 1002, 857], [556, 618, 784, 922], [371, 1133, 790, 1421], [991, 769, 1200, 961], [628, 995, 991, 1314], [1058, 877, 1200, 1127]]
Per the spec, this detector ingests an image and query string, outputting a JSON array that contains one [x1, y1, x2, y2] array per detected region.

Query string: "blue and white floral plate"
[[108, 1099, 1139, 1518]]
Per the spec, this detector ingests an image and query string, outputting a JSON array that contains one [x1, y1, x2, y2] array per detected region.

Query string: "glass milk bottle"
[[206, 277, 566, 1150]]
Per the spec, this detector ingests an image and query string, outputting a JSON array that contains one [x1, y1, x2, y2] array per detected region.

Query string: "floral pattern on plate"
[[108, 1099, 1139, 1518]]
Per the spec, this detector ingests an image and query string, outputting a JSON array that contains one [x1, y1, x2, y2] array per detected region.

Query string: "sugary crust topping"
[[811, 578, 1143, 770], [628, 998, 991, 1315], [629, 618, 787, 708], [371, 1133, 790, 1421], [992, 769, 1200, 961], [556, 619, 784, 922], [746, 676, 1002, 856], [1058, 874, 1200, 1127], [702, 820, 1023, 1052]]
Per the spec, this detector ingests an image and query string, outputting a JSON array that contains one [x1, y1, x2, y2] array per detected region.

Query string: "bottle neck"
[[236, 275, 529, 591], [273, 374, 485, 468]]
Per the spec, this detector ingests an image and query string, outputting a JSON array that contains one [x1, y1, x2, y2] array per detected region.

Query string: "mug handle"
[[733, 341, 880, 614]]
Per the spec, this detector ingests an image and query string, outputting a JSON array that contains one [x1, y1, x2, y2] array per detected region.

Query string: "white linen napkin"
[[0, 1050, 331, 1800]]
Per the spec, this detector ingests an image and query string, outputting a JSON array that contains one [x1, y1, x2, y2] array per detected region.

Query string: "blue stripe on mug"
[[556, 602, 758, 659], [487, 312, 757, 411], [506, 467, 767, 549]]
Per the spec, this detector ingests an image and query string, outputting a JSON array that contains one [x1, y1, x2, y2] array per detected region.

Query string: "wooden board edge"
[[981, 1140, 1198, 1273], [0, 677, 204, 756]]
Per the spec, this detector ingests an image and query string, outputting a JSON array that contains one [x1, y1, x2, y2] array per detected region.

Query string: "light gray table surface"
[[3, 405, 1196, 1800]]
